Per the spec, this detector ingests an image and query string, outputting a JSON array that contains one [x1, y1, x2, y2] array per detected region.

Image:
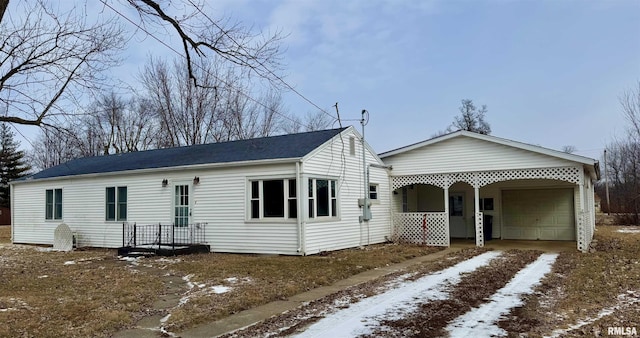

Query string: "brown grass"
[[0, 246, 164, 338], [164, 243, 442, 331], [0, 225, 10, 243], [0, 241, 442, 336], [499, 225, 640, 336]]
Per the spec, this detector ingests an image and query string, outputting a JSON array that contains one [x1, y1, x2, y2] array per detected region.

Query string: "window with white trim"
[[369, 184, 379, 201], [106, 186, 127, 221], [308, 178, 338, 218], [45, 188, 62, 220], [249, 179, 297, 219]]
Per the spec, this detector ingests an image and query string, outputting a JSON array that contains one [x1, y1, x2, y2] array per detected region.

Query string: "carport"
[[379, 131, 600, 252]]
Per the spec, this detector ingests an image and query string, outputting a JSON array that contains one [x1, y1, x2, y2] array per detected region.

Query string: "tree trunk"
[[0, 0, 8, 24]]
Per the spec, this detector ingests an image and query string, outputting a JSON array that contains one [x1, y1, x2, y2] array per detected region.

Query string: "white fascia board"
[[10, 157, 300, 185], [380, 130, 598, 166]]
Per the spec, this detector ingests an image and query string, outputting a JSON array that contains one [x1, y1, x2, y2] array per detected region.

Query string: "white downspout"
[[296, 161, 305, 255]]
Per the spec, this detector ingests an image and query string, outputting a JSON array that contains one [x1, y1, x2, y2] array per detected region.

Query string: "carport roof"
[[379, 130, 600, 179]]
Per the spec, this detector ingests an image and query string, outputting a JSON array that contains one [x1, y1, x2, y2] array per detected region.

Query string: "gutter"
[[11, 157, 302, 185]]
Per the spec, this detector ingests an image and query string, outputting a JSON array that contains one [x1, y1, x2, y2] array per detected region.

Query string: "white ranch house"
[[10, 127, 600, 254]]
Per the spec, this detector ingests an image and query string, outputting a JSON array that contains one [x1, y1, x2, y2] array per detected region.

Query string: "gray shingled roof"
[[24, 128, 347, 181]]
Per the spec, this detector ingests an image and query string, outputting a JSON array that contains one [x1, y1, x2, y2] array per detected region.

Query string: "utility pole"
[[360, 110, 371, 223], [604, 149, 610, 215]]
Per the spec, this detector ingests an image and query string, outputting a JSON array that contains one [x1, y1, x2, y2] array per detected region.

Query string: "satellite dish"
[[53, 223, 74, 252]]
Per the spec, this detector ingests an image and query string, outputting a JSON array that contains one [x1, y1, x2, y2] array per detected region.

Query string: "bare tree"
[[0, 1, 125, 126], [600, 82, 640, 223], [281, 111, 334, 134], [450, 99, 491, 134], [139, 56, 286, 146], [28, 127, 82, 171], [124, 0, 285, 87], [561, 145, 577, 154]]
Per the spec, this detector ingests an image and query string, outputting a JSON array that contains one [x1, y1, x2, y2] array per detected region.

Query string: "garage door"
[[502, 189, 575, 240]]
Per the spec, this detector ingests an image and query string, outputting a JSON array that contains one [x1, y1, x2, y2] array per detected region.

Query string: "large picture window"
[[45, 188, 62, 220], [308, 178, 338, 218], [106, 186, 127, 221], [249, 179, 296, 220]]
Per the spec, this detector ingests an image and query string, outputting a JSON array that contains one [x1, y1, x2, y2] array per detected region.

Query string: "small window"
[[308, 178, 338, 218], [45, 188, 63, 220], [369, 184, 378, 200], [106, 186, 127, 221], [480, 198, 494, 211]]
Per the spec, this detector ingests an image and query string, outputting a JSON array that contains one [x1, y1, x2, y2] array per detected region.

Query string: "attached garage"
[[502, 188, 575, 241]]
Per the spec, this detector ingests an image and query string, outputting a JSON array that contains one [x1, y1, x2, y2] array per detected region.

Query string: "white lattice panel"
[[392, 212, 449, 246], [392, 166, 583, 190], [577, 212, 586, 252], [53, 223, 74, 252], [475, 212, 484, 247], [476, 167, 583, 186]]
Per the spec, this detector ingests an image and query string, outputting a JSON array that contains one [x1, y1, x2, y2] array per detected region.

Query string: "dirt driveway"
[[222, 249, 554, 337]]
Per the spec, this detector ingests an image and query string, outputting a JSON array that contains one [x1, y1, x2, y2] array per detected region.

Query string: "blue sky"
[[9, 0, 640, 160]]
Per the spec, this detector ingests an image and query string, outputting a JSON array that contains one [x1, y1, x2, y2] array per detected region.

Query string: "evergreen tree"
[[0, 123, 31, 207]]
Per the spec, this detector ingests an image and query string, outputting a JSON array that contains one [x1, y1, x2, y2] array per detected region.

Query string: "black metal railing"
[[122, 222, 207, 250]]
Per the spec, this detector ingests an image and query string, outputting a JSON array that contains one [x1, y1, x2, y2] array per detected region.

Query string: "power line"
[[186, 0, 340, 123], [98, 0, 312, 131]]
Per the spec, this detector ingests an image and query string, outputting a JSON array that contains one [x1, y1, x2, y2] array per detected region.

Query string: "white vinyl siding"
[[12, 163, 300, 254], [383, 136, 577, 176], [302, 128, 391, 254]]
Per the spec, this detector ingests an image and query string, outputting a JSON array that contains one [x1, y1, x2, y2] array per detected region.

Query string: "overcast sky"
[[10, 0, 640, 160], [220, 0, 639, 159]]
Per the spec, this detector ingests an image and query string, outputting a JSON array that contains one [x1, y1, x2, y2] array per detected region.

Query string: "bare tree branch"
[[0, 1, 125, 127]]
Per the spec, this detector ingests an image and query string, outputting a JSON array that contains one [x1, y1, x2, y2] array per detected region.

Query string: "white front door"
[[449, 193, 466, 238], [174, 184, 191, 227]]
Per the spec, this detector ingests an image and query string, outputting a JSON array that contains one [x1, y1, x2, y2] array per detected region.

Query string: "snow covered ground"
[[446, 253, 559, 336], [289, 251, 559, 338], [292, 251, 503, 338]]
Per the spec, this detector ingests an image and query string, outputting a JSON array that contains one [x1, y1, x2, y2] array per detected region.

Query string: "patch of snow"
[[37, 275, 48, 279], [197, 283, 206, 288], [119, 256, 140, 266], [160, 314, 171, 323], [182, 274, 196, 289], [211, 285, 231, 294], [63, 260, 76, 265], [544, 290, 640, 338], [446, 253, 559, 337], [617, 229, 640, 234], [155, 257, 181, 264], [292, 251, 503, 338], [225, 277, 238, 283], [35, 247, 56, 252]]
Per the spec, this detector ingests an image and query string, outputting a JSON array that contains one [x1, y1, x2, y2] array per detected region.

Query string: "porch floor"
[[450, 239, 577, 252], [118, 244, 210, 257]]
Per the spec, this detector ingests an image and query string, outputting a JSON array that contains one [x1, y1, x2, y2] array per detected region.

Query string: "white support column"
[[444, 187, 450, 246], [578, 183, 586, 252], [474, 186, 484, 247]]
